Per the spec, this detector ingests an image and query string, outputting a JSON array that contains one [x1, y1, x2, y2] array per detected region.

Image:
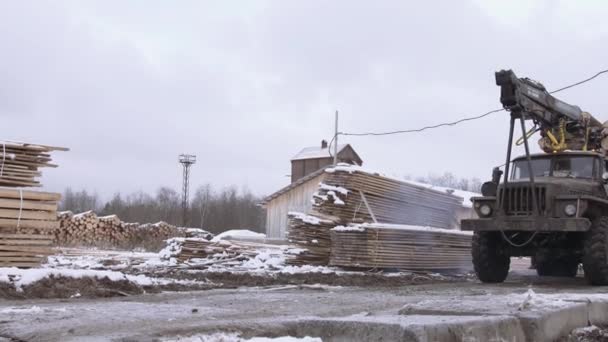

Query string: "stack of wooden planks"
[[286, 165, 469, 268], [286, 212, 337, 265], [329, 223, 472, 270], [0, 141, 68, 188], [313, 165, 465, 228], [0, 188, 61, 267]]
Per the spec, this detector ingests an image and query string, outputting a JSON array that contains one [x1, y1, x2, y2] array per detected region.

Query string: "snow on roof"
[[291, 144, 348, 161]]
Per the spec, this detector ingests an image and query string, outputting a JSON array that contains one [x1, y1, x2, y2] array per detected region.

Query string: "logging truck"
[[461, 70, 608, 285]]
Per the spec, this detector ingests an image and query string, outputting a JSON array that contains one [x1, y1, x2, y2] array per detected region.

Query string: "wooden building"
[[262, 141, 363, 238], [290, 140, 362, 183]]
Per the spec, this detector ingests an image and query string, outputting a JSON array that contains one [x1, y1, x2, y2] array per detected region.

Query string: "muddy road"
[[1, 269, 607, 341]]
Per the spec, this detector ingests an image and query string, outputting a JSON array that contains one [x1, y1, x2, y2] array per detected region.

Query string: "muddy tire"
[[583, 216, 608, 285], [535, 250, 578, 277], [472, 231, 510, 283]]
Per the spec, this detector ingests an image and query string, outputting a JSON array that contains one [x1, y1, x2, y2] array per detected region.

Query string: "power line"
[[340, 108, 504, 136], [339, 68, 608, 137], [549, 69, 608, 94]]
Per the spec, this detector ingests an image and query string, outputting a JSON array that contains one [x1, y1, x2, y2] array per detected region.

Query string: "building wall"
[[266, 173, 326, 238]]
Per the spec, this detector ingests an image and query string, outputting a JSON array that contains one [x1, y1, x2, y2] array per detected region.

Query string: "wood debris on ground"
[[172, 238, 290, 270]]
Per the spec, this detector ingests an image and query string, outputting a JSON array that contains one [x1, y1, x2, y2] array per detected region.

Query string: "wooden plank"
[[0, 208, 56, 221], [0, 245, 54, 253], [0, 188, 61, 201], [0, 233, 55, 240], [0, 198, 57, 211], [0, 218, 60, 229], [0, 239, 53, 246], [0, 262, 41, 268]]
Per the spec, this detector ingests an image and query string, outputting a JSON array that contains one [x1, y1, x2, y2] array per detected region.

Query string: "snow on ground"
[[164, 333, 321, 342], [212, 230, 266, 242], [0, 266, 198, 290]]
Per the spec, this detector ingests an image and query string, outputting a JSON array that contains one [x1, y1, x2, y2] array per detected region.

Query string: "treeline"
[[59, 185, 265, 234], [406, 172, 483, 193]]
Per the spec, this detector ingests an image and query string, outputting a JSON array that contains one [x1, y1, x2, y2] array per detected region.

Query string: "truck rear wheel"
[[583, 216, 608, 285], [535, 250, 579, 277], [472, 231, 510, 283]]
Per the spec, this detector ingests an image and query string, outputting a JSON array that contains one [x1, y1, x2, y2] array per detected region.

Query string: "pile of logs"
[[0, 188, 61, 267], [0, 141, 68, 188], [330, 223, 472, 270], [286, 212, 337, 265], [55, 211, 189, 251]]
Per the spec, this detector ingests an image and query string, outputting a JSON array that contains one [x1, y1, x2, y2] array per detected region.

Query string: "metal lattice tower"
[[178, 154, 196, 227]]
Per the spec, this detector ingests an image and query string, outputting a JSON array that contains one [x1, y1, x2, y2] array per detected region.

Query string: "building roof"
[[260, 168, 326, 205], [291, 144, 349, 161]]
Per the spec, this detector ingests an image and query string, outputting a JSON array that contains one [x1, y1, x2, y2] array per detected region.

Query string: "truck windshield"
[[511, 156, 596, 180]]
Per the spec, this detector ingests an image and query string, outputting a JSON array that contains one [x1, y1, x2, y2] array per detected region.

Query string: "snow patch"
[[164, 332, 321, 342], [288, 212, 333, 225], [212, 230, 266, 242]]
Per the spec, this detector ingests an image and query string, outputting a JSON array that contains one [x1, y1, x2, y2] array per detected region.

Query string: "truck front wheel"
[[583, 216, 608, 285], [472, 231, 510, 283]]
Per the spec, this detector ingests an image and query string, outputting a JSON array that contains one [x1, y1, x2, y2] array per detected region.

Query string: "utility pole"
[[334, 110, 339, 166], [178, 154, 196, 227]]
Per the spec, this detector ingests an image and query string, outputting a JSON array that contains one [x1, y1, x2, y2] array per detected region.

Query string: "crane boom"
[[495, 69, 606, 153]]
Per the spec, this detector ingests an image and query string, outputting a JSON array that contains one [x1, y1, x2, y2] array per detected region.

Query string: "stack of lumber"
[[329, 223, 472, 270], [55, 211, 186, 251], [286, 212, 337, 265], [286, 165, 468, 268], [313, 166, 464, 228], [0, 188, 61, 267], [0, 141, 68, 188], [0, 234, 54, 267]]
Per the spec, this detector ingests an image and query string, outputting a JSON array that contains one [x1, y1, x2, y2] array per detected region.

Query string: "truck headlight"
[[564, 204, 577, 217], [479, 204, 492, 217]]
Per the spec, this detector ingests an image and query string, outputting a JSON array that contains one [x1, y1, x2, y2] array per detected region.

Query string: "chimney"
[[321, 140, 328, 149]]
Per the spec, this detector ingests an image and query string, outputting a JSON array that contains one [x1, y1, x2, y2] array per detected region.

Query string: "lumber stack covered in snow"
[[286, 212, 337, 265], [330, 224, 472, 270], [313, 165, 464, 228], [286, 164, 470, 268], [0, 141, 68, 188], [0, 188, 61, 267]]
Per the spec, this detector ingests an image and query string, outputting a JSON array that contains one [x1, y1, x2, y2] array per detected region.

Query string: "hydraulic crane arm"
[[495, 69, 606, 153]]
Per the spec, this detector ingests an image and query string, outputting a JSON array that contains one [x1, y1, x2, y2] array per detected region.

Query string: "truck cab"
[[462, 151, 608, 285]]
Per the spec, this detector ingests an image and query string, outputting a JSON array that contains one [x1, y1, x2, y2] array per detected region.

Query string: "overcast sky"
[[2, 0, 608, 199]]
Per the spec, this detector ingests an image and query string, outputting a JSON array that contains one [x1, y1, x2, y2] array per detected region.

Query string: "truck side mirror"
[[602, 172, 608, 183]]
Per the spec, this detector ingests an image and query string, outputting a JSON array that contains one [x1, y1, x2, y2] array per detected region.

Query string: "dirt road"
[[2, 269, 607, 341]]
